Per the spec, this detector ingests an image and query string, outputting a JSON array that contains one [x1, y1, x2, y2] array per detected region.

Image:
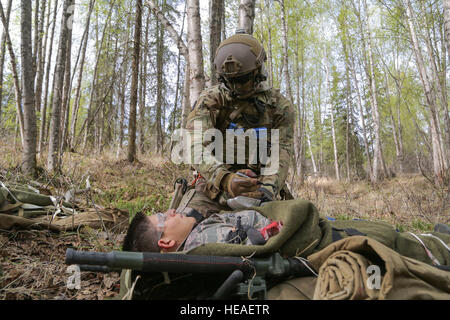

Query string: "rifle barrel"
[[65, 249, 316, 278], [65, 248, 254, 274]]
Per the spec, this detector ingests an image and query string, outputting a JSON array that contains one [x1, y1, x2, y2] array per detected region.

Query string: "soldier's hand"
[[241, 187, 274, 202], [221, 173, 259, 198]]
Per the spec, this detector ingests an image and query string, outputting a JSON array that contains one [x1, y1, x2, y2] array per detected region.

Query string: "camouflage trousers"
[[176, 178, 230, 219]]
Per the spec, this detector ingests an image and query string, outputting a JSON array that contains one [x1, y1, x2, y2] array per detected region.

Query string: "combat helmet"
[[214, 30, 267, 98]]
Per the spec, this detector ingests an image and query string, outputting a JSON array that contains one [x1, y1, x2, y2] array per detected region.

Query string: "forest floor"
[[0, 143, 449, 300]]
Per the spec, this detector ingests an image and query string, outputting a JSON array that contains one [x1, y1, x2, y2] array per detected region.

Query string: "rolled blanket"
[[308, 236, 450, 300], [312, 249, 379, 300]]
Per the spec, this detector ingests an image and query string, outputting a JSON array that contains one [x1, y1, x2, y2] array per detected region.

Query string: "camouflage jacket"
[[185, 82, 295, 200], [181, 209, 271, 252]]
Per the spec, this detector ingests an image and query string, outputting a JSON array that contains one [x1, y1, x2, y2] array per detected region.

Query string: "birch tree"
[[39, 0, 59, 153], [147, 0, 191, 128], [239, 0, 256, 34], [0, 0, 12, 124], [187, 0, 205, 106], [403, 0, 447, 182], [325, 63, 340, 181], [209, 0, 223, 85], [34, 0, 46, 120], [47, 0, 72, 172], [69, 0, 95, 150], [444, 0, 450, 62], [362, 0, 384, 182], [155, 2, 164, 154], [0, 1, 25, 144], [21, 0, 37, 176], [127, 0, 142, 163]]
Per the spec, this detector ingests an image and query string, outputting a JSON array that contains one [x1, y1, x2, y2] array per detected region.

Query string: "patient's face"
[[148, 209, 195, 243]]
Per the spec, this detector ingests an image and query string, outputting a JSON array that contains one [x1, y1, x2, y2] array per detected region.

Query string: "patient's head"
[[122, 209, 196, 253]]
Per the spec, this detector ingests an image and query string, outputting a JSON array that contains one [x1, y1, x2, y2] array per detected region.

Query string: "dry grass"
[[293, 174, 450, 232]]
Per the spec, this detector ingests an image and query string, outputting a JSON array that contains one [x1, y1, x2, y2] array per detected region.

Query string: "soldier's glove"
[[221, 172, 259, 198], [241, 186, 274, 202]]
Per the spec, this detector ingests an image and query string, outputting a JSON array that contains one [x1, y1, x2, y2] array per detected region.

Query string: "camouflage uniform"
[[185, 81, 295, 209], [181, 209, 272, 252]]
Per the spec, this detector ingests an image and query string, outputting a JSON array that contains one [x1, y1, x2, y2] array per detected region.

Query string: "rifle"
[[65, 248, 316, 300]]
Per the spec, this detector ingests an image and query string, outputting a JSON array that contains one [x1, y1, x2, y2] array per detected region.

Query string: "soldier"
[[181, 31, 295, 218]]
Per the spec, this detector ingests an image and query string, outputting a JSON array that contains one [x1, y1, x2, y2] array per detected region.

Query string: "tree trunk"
[[69, 0, 95, 150], [444, 0, 450, 62], [34, 0, 47, 145], [181, 61, 191, 128], [0, 1, 25, 144], [262, 0, 273, 87], [0, 0, 12, 124], [32, 0, 39, 84], [117, 9, 132, 157], [325, 63, 340, 181], [347, 38, 372, 180], [209, 0, 223, 85], [187, 0, 205, 107], [170, 4, 186, 136], [39, 0, 59, 154], [279, 0, 293, 102], [155, 3, 164, 155], [127, 0, 142, 163], [78, 0, 115, 150], [147, 0, 188, 58], [403, 0, 446, 182], [238, 0, 256, 34], [345, 61, 351, 180], [147, 0, 190, 128], [60, 9, 73, 154], [384, 70, 403, 174], [21, 0, 37, 177], [421, 1, 449, 170], [362, 0, 384, 182], [47, 0, 71, 172], [293, 21, 306, 185], [306, 128, 318, 176], [139, 8, 150, 154]]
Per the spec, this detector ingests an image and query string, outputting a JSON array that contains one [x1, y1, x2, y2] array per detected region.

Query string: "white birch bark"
[[187, 0, 205, 107], [21, 0, 37, 176], [47, 0, 71, 172], [239, 0, 256, 34]]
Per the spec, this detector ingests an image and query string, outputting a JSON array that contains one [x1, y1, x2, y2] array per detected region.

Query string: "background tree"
[[47, 0, 73, 172], [127, 0, 143, 163], [20, 0, 37, 177]]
